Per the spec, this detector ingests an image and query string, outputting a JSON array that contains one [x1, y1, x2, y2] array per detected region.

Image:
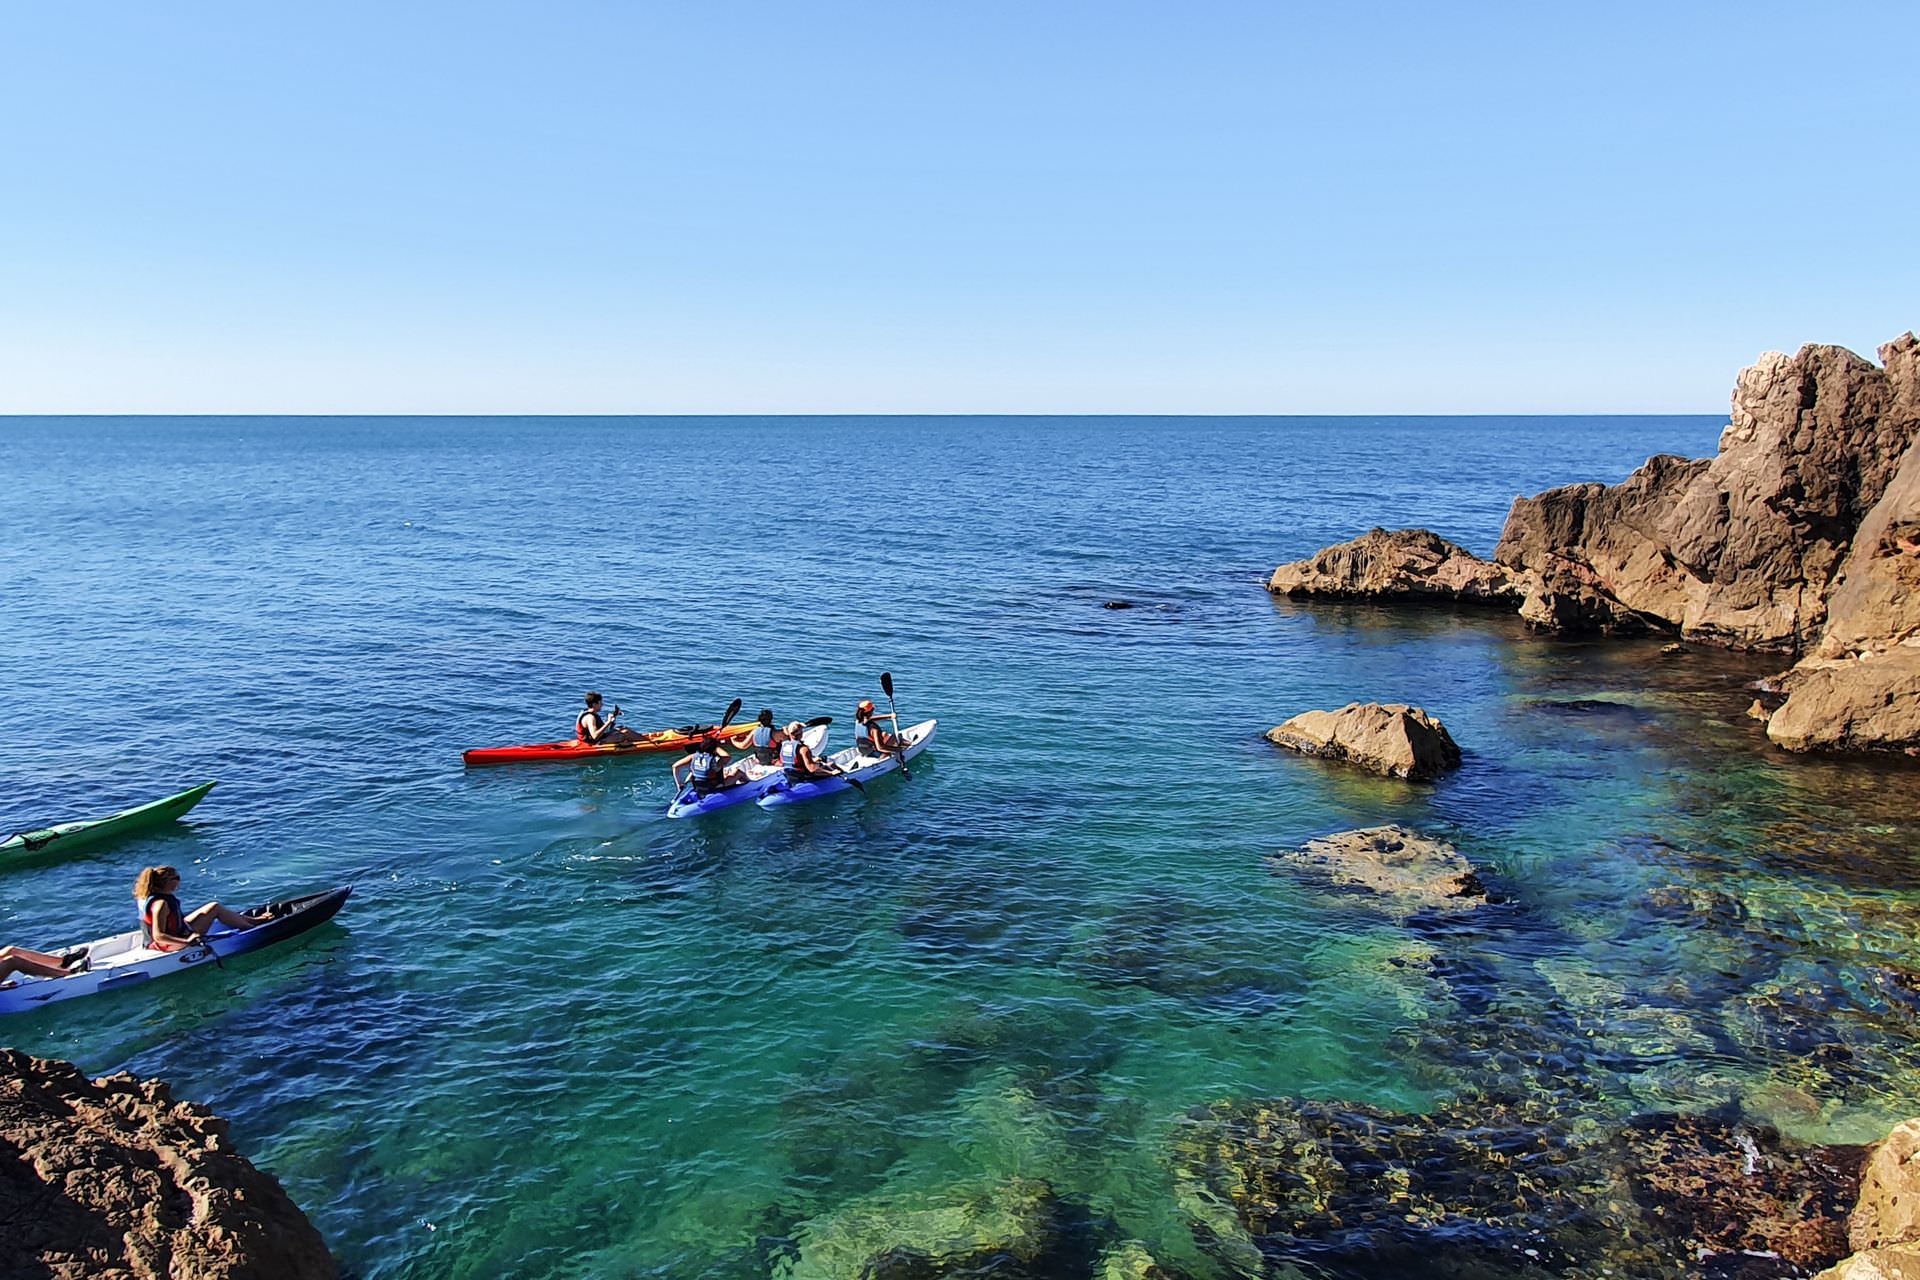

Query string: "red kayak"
[[464, 721, 757, 767]]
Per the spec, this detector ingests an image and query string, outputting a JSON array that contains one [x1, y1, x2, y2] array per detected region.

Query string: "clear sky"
[[1, 2, 1913, 414]]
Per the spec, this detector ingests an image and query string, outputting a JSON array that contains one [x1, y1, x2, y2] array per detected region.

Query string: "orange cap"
[[858, 700, 875, 713]]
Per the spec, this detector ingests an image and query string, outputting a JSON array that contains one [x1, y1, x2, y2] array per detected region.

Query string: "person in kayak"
[[0, 944, 86, 982], [746, 709, 783, 765], [853, 700, 899, 758], [778, 721, 842, 783], [133, 866, 266, 953], [576, 691, 644, 746], [672, 736, 742, 795]]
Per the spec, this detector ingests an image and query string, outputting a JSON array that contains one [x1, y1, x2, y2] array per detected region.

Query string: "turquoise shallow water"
[[5, 416, 1920, 1278]]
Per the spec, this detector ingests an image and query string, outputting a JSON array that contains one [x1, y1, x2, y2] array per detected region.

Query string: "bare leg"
[[185, 902, 261, 933], [0, 945, 74, 980]]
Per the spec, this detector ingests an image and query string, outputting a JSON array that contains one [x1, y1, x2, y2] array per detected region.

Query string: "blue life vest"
[[779, 738, 801, 770], [751, 725, 775, 763], [855, 720, 875, 749], [690, 750, 719, 782]]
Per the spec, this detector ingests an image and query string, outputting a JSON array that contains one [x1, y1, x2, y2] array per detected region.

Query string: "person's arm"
[[670, 753, 693, 788], [148, 902, 198, 949]]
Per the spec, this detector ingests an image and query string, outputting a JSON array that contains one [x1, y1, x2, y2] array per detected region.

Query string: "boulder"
[[1765, 647, 1920, 754], [1849, 1118, 1920, 1252], [1273, 825, 1487, 916], [1267, 527, 1526, 604], [1817, 1246, 1920, 1280], [0, 1050, 334, 1280], [1266, 702, 1461, 780]]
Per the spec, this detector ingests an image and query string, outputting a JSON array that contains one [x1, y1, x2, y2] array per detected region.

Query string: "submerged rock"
[[1172, 1097, 1864, 1280], [0, 1050, 335, 1280], [778, 1176, 1090, 1280], [1266, 702, 1462, 780], [1273, 825, 1487, 917]]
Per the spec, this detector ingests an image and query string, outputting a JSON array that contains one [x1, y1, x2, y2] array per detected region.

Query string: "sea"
[[4, 415, 1919, 1278]]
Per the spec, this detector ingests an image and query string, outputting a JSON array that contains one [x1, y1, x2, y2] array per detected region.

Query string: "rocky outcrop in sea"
[[0, 1050, 334, 1280], [1265, 702, 1462, 780], [1269, 334, 1920, 755]]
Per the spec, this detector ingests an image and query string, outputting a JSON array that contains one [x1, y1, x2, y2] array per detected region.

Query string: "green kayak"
[[1, 781, 217, 864]]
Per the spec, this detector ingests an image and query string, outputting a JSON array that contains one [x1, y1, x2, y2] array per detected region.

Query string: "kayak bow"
[[2, 782, 217, 866]]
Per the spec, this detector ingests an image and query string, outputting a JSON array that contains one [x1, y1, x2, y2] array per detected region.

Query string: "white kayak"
[[0, 887, 351, 1017], [757, 719, 937, 807], [666, 723, 830, 818]]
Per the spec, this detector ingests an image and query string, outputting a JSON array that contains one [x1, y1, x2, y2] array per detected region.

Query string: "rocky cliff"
[[0, 1050, 335, 1280], [1268, 334, 1920, 755]]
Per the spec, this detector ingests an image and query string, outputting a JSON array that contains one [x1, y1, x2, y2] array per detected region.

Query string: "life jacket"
[[575, 712, 597, 744], [690, 750, 720, 786], [750, 724, 775, 764], [140, 892, 185, 948], [779, 737, 802, 773]]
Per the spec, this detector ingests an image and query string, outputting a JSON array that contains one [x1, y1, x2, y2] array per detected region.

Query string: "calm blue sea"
[[5, 415, 1919, 1279]]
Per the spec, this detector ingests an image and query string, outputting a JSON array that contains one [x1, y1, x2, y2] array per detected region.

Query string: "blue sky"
[[1, 2, 1913, 413]]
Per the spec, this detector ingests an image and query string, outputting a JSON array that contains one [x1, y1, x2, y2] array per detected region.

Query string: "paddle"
[[880, 671, 910, 780]]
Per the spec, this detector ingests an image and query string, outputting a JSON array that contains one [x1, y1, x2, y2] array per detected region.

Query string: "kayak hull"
[[667, 725, 829, 818], [0, 886, 352, 1016], [464, 722, 757, 766], [1, 782, 217, 865], [758, 720, 937, 808]]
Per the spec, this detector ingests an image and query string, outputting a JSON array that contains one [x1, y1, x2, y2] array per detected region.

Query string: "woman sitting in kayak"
[[853, 700, 898, 757], [672, 737, 743, 795], [779, 722, 843, 783], [0, 944, 86, 983], [133, 866, 266, 953], [576, 691, 643, 745]]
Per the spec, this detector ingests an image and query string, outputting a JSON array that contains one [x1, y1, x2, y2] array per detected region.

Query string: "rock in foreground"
[[0, 1050, 334, 1280], [1266, 702, 1461, 780], [1273, 824, 1487, 916]]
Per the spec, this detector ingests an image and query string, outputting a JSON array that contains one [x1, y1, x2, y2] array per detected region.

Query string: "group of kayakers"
[[666, 701, 901, 797]]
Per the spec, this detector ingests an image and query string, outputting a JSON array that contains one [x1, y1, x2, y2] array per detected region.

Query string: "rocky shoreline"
[[0, 1050, 334, 1280], [1270, 335, 1920, 755]]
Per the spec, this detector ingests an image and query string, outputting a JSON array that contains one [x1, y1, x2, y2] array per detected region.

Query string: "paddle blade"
[[880, 672, 895, 698], [720, 697, 743, 729], [806, 715, 833, 727]]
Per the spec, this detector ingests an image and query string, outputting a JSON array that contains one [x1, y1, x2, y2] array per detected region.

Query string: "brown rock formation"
[[1848, 1119, 1920, 1253], [1266, 334, 1920, 755], [0, 1050, 334, 1280], [1267, 527, 1526, 604], [1266, 702, 1462, 780], [1272, 825, 1487, 916]]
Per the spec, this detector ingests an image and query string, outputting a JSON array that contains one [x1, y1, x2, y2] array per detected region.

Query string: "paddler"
[[576, 691, 643, 745], [672, 736, 742, 795], [778, 721, 842, 782], [746, 709, 782, 765], [853, 700, 898, 758], [133, 866, 267, 953]]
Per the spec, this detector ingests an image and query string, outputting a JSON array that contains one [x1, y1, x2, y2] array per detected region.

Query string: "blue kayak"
[[665, 724, 829, 818], [757, 719, 937, 808]]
